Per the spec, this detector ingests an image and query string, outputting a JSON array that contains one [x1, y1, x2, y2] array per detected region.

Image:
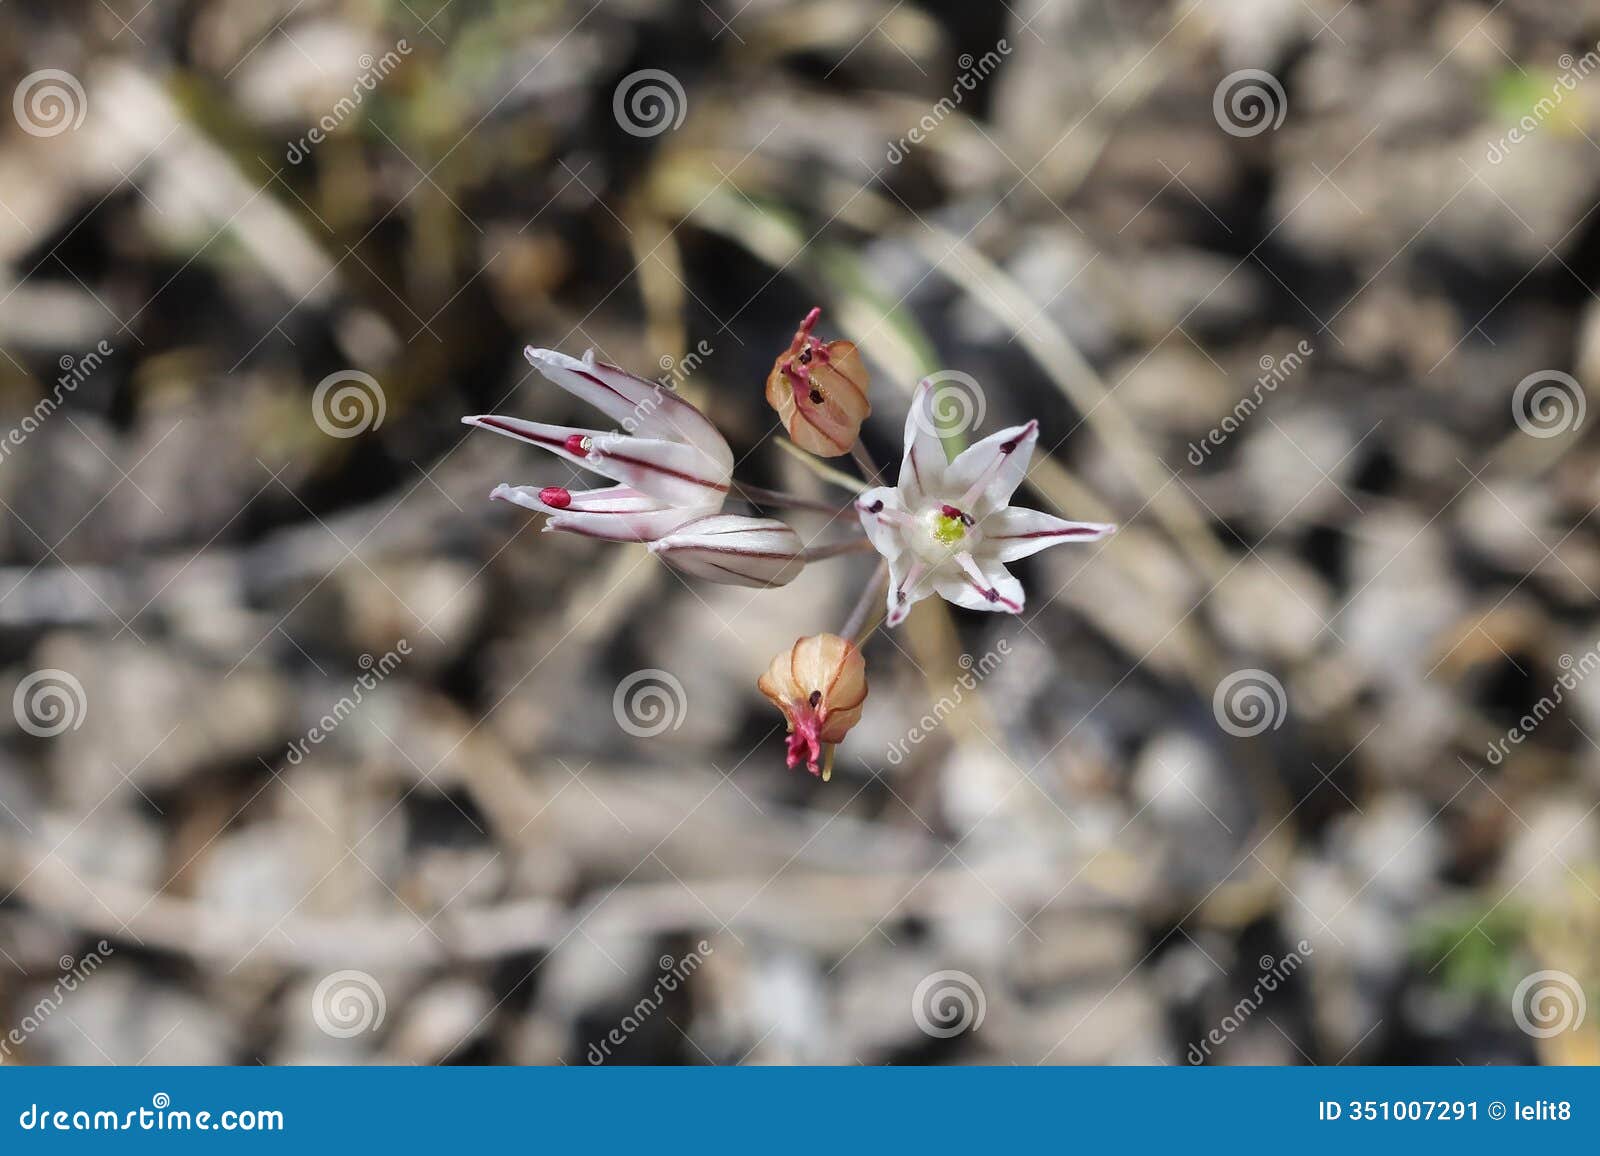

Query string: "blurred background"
[[0, 0, 1598, 1066]]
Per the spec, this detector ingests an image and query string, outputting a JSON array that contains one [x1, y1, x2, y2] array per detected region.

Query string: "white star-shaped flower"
[[856, 380, 1115, 626]]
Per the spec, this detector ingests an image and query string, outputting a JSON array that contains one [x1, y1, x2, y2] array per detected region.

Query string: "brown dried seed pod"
[[756, 633, 868, 779], [765, 308, 871, 457]]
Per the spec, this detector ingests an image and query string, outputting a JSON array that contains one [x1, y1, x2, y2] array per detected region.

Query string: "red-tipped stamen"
[[895, 559, 929, 612], [563, 433, 591, 456], [955, 551, 998, 601], [539, 486, 572, 509], [860, 500, 916, 528]]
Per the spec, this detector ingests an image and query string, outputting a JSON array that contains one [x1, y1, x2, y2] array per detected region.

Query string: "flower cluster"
[[463, 310, 1113, 778]]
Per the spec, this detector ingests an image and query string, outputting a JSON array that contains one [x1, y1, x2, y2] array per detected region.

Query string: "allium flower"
[[648, 514, 806, 588], [464, 347, 733, 542], [757, 634, 868, 779], [765, 308, 871, 457], [857, 379, 1115, 626]]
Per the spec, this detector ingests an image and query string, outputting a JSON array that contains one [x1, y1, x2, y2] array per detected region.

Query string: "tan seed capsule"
[[764, 308, 871, 457], [756, 633, 868, 780]]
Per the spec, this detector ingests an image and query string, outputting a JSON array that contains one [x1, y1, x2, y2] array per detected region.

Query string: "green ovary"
[[932, 513, 966, 547]]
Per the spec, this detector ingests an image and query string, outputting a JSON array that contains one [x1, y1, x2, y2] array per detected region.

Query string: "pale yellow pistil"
[[931, 511, 966, 547]]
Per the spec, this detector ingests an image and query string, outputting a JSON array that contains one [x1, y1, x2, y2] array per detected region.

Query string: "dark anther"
[[798, 348, 812, 364], [1000, 436, 1021, 454], [984, 588, 1000, 603], [866, 500, 884, 513], [808, 689, 822, 708], [808, 388, 824, 404]]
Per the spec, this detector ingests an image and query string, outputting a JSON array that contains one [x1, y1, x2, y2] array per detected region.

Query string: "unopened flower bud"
[[765, 307, 871, 457], [648, 514, 806, 588], [756, 633, 868, 779]]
